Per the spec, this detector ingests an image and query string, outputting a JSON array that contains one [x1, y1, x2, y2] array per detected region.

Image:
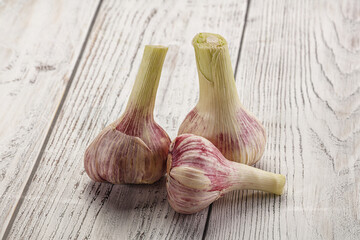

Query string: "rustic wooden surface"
[[0, 0, 359, 239], [0, 0, 101, 237]]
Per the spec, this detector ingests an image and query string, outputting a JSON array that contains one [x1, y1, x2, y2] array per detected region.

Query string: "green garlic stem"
[[192, 33, 241, 111], [227, 164, 286, 195], [126, 45, 168, 115]]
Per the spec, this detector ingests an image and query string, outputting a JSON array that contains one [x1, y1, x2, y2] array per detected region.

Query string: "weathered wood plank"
[[206, 0, 360, 239], [5, 0, 248, 239], [0, 0, 100, 237]]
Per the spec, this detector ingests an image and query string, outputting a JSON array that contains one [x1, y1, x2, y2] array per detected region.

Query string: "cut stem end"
[[192, 32, 228, 48]]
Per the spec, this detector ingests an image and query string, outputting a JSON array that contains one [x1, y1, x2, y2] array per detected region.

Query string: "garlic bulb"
[[167, 134, 285, 214], [178, 33, 266, 165], [85, 45, 171, 184]]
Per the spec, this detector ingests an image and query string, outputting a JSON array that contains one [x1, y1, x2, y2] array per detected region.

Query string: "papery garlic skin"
[[178, 33, 266, 165], [85, 45, 171, 184], [166, 134, 285, 214]]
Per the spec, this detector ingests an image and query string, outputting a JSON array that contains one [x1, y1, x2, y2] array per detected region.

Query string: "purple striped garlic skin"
[[178, 33, 266, 165], [179, 107, 266, 166], [167, 134, 285, 214], [84, 45, 170, 184], [85, 117, 170, 184]]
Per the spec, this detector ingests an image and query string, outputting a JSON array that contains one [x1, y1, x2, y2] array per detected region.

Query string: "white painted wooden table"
[[0, 0, 359, 239]]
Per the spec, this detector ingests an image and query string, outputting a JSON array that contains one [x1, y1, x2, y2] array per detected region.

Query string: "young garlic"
[[84, 45, 171, 184], [178, 33, 266, 165], [166, 134, 285, 214]]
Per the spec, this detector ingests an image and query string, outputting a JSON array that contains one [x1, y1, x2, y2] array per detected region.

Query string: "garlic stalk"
[[85, 45, 171, 184], [178, 33, 266, 165], [167, 134, 285, 214]]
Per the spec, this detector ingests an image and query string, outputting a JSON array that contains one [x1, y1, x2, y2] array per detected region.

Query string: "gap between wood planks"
[[2, 1, 104, 239], [201, 0, 251, 239]]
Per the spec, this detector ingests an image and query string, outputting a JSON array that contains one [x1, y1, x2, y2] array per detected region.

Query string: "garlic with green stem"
[[84, 45, 171, 184], [178, 33, 266, 165], [167, 134, 285, 214]]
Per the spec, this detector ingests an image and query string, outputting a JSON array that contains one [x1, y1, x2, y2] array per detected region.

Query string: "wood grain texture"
[[0, 0, 100, 237], [5, 0, 248, 239], [206, 0, 360, 239]]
